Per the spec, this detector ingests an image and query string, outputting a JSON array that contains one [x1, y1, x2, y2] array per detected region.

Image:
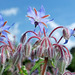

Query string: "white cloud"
[[68, 23, 75, 29], [65, 40, 75, 49], [0, 8, 19, 16], [8, 23, 20, 41], [48, 21, 75, 49], [47, 21, 59, 29]]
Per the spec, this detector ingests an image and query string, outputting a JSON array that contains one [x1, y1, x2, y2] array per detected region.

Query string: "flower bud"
[[1, 48, 6, 64], [36, 46, 43, 57], [13, 43, 22, 65], [0, 53, 1, 65], [44, 48, 48, 57], [63, 28, 70, 40], [65, 52, 72, 68], [48, 47, 55, 59], [20, 32, 26, 44], [24, 43, 31, 57], [57, 58, 66, 74]]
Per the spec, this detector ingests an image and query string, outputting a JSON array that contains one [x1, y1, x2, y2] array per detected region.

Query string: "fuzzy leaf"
[[4, 65, 11, 72], [30, 58, 44, 74]]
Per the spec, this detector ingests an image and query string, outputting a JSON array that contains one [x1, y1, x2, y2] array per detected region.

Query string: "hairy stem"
[[57, 36, 63, 43], [42, 57, 48, 75]]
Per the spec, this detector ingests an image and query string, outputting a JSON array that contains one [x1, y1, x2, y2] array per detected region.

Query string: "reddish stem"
[[53, 44, 63, 58], [43, 28, 46, 37], [1, 47, 5, 64], [42, 57, 48, 75], [17, 63, 21, 71], [45, 39, 47, 48], [62, 45, 70, 57], [57, 36, 63, 43], [47, 37, 52, 47], [27, 36, 41, 43], [25, 30, 38, 36], [0, 41, 7, 45], [51, 36, 57, 43], [41, 37, 46, 46], [55, 68, 58, 75], [63, 72, 72, 75], [8, 40, 14, 52], [49, 26, 63, 37]]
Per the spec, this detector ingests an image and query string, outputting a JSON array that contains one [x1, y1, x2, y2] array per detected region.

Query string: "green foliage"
[[30, 58, 44, 74], [19, 66, 28, 75], [67, 47, 75, 72], [3, 71, 12, 75], [4, 65, 11, 72], [22, 59, 31, 65]]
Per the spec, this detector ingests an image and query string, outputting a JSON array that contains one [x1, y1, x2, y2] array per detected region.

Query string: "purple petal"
[[38, 5, 45, 17], [2, 25, 10, 30], [29, 18, 34, 24], [41, 18, 49, 23], [2, 31, 8, 38], [2, 23, 14, 30], [38, 23, 44, 33], [69, 29, 74, 36], [0, 21, 4, 27], [0, 14, 4, 27], [64, 40, 68, 44], [27, 7, 35, 17], [0, 37, 3, 41]]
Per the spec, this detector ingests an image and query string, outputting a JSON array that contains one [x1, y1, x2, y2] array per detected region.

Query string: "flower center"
[[34, 21, 39, 28]]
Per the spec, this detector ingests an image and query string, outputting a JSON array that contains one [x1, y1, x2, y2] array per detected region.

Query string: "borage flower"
[[27, 6, 51, 32], [62, 28, 75, 44], [0, 14, 14, 39]]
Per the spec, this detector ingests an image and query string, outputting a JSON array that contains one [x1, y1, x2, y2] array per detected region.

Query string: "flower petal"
[[38, 23, 44, 32], [2, 21, 7, 27], [41, 15, 50, 18], [64, 40, 68, 44], [2, 23, 14, 30], [0, 14, 4, 27], [4, 30, 10, 34], [29, 18, 34, 24], [40, 22, 48, 28], [39, 5, 45, 17], [41, 18, 49, 23], [2, 31, 8, 38], [27, 7, 35, 17], [33, 8, 37, 16]]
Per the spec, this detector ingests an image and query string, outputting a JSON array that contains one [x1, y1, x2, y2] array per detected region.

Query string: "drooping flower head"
[[62, 27, 75, 44], [27, 6, 51, 32]]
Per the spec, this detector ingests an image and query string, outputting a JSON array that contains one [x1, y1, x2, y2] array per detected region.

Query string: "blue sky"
[[0, 0, 75, 49]]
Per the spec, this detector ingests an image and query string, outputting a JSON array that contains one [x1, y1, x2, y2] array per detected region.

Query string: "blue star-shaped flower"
[[27, 6, 52, 32], [0, 14, 14, 40]]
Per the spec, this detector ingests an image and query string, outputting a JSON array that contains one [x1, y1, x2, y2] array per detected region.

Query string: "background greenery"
[[67, 47, 75, 72]]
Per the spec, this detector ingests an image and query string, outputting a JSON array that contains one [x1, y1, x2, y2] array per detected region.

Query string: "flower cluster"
[[0, 6, 75, 75]]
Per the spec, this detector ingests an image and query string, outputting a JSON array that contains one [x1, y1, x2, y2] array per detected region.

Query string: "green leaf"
[[51, 58, 56, 68], [19, 66, 28, 75], [37, 66, 41, 74], [4, 65, 11, 72], [51, 61, 55, 68], [30, 58, 44, 74]]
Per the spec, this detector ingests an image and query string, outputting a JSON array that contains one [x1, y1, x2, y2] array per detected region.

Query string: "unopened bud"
[[57, 58, 66, 74], [63, 28, 70, 40], [24, 43, 31, 57]]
